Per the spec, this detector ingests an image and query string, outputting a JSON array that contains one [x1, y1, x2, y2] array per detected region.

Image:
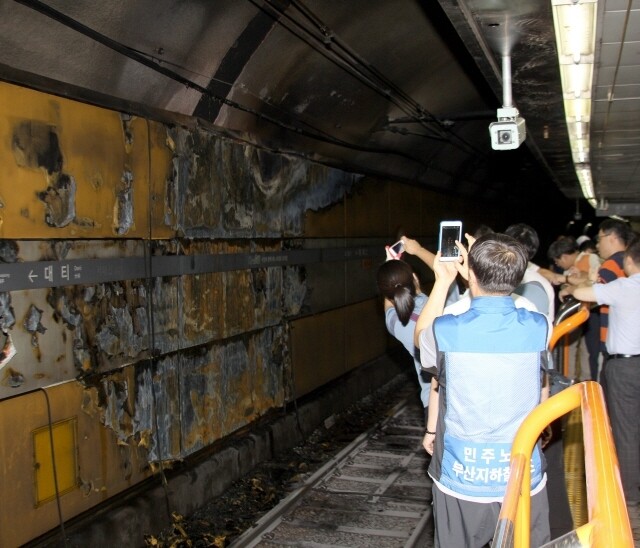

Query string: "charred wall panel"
[[0, 240, 153, 395], [0, 83, 150, 239], [162, 127, 357, 239], [282, 266, 308, 317], [150, 356, 183, 461], [182, 270, 225, 343], [248, 149, 285, 237], [149, 274, 182, 355], [283, 162, 355, 237], [149, 120, 176, 240], [172, 328, 285, 457]]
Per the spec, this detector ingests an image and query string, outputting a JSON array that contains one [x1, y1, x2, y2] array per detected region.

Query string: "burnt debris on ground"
[[144, 372, 417, 547]]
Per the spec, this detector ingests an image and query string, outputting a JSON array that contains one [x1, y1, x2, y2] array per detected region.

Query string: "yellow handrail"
[[549, 305, 589, 377], [551, 305, 589, 350], [493, 381, 633, 547]]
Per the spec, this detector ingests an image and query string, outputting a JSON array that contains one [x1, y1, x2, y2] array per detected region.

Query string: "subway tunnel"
[[0, 1, 639, 546]]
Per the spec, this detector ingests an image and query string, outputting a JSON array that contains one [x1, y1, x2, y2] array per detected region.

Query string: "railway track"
[[230, 397, 434, 548]]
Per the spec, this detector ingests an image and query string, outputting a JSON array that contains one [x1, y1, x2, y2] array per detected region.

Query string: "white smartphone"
[[389, 240, 405, 259], [438, 221, 462, 261]]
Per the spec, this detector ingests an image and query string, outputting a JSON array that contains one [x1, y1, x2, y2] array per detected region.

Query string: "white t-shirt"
[[524, 262, 555, 320]]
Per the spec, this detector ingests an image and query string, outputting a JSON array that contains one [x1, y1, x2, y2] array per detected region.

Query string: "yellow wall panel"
[[304, 181, 468, 243], [0, 81, 150, 239], [0, 378, 151, 548], [420, 190, 453, 237], [305, 180, 467, 242], [345, 178, 389, 238], [290, 308, 345, 398], [344, 299, 387, 372], [388, 183, 423, 239], [304, 196, 346, 238]]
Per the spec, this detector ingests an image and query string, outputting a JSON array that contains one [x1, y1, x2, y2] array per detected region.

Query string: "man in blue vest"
[[415, 232, 550, 548]]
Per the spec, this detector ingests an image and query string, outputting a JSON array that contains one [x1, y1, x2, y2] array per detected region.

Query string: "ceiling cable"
[[253, 0, 446, 141], [13, 0, 432, 169], [288, 0, 444, 129], [284, 0, 487, 159], [254, 0, 485, 157]]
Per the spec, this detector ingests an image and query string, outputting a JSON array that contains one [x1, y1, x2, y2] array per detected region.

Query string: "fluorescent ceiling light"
[[552, 0, 596, 63], [560, 64, 593, 99], [552, 0, 598, 207]]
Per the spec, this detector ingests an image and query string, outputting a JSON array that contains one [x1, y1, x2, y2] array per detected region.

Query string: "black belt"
[[608, 354, 640, 360]]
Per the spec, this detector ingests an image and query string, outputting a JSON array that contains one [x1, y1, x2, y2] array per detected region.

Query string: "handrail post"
[[495, 382, 633, 547], [495, 384, 582, 547], [580, 381, 633, 546], [515, 460, 531, 548]]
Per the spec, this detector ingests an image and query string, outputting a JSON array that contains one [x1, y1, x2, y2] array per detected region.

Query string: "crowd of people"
[[375, 218, 639, 547]]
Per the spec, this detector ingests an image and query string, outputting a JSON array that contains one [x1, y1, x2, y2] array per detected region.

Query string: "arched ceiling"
[[2, 0, 633, 219]]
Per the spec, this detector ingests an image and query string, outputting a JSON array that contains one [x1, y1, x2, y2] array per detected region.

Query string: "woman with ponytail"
[[377, 237, 437, 421]]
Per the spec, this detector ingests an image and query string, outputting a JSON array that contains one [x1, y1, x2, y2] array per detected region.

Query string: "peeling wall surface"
[[0, 80, 494, 546], [0, 81, 356, 389]]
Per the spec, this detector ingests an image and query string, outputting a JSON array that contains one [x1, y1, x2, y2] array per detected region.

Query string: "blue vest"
[[431, 296, 548, 501]]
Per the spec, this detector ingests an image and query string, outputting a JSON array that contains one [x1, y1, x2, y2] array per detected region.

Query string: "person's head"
[[376, 260, 416, 325], [504, 223, 539, 261], [623, 234, 640, 276], [473, 224, 494, 239], [468, 233, 528, 295], [547, 237, 579, 271], [579, 238, 597, 254], [596, 219, 633, 260]]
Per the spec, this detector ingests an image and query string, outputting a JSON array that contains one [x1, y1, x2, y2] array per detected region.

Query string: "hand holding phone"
[[387, 239, 405, 260], [438, 221, 462, 261]]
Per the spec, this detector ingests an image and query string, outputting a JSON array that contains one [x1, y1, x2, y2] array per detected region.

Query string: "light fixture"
[[551, 0, 598, 209]]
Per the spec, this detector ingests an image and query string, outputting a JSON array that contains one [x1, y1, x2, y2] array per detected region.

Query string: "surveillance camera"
[[489, 117, 526, 150]]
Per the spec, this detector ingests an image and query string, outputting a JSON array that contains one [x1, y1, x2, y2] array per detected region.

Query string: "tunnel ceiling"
[[3, 0, 622, 216]]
